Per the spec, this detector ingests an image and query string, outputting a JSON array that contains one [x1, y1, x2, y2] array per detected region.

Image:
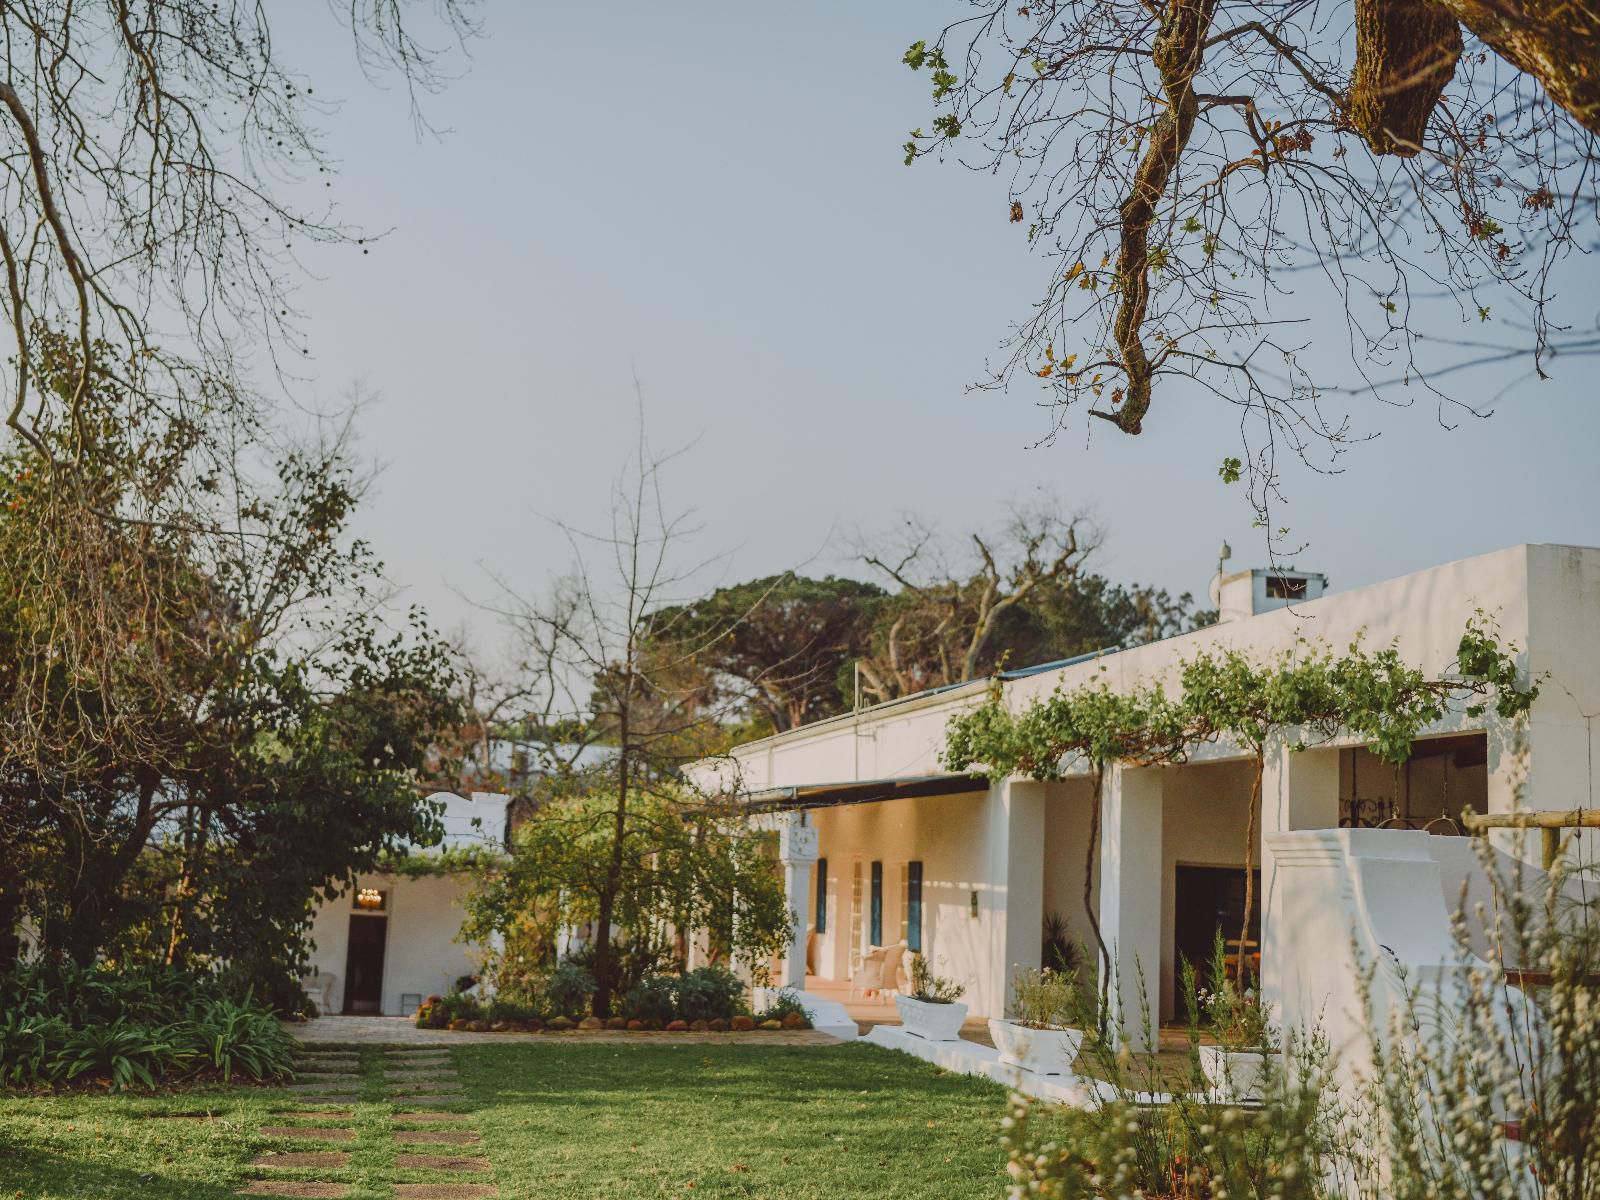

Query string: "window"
[[1265, 574, 1309, 601], [814, 857, 827, 934], [906, 861, 923, 952], [870, 861, 883, 946]]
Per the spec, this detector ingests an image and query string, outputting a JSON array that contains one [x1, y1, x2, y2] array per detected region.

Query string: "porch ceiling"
[[740, 772, 991, 813]]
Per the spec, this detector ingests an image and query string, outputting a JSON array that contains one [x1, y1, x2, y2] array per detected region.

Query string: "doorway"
[[1174, 864, 1261, 999], [343, 915, 388, 1014]]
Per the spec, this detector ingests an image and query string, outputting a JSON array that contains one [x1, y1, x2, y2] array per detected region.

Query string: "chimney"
[[1213, 567, 1328, 623]]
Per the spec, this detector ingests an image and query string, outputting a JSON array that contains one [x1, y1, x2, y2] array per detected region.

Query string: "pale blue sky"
[[275, 3, 1600, 647]]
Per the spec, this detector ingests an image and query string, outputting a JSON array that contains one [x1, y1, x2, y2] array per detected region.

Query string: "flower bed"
[[413, 969, 814, 1034]]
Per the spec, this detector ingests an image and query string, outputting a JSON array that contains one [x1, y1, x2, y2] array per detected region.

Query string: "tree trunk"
[[1082, 763, 1112, 1006], [1108, 0, 1222, 434], [591, 708, 631, 1019], [1236, 751, 1264, 987], [1436, 0, 1600, 136], [1351, 0, 1463, 154]]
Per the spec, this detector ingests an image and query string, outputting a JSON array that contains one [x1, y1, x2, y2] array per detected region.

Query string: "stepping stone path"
[[237, 1042, 495, 1198]]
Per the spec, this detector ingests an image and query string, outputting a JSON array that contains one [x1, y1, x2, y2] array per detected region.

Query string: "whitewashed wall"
[[307, 873, 479, 1017]]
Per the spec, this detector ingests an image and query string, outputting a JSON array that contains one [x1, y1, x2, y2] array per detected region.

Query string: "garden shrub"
[[485, 996, 542, 1024], [673, 966, 745, 1022], [621, 975, 678, 1024], [754, 989, 809, 1025], [999, 844, 1600, 1199], [543, 962, 597, 1019], [0, 963, 294, 1090]]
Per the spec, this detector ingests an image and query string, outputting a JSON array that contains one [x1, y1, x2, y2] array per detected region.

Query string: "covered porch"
[[764, 731, 1495, 1047]]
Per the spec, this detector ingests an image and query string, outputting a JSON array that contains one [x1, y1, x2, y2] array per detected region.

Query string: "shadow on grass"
[[0, 1140, 245, 1200]]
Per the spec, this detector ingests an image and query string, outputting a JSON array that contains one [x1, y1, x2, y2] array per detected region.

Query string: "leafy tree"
[[0, 342, 461, 999], [854, 504, 1211, 704], [460, 777, 790, 1009], [986, 573, 1215, 670], [482, 415, 786, 1015], [855, 502, 1098, 701], [647, 574, 884, 733], [901, 1, 1599, 516]]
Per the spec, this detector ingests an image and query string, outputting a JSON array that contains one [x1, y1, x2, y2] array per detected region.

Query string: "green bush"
[[0, 963, 294, 1090], [484, 995, 542, 1023], [621, 975, 678, 1024], [753, 989, 808, 1025], [673, 966, 745, 1022], [544, 962, 597, 1019]]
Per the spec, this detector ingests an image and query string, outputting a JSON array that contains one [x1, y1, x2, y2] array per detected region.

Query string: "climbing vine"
[[944, 615, 1538, 987]]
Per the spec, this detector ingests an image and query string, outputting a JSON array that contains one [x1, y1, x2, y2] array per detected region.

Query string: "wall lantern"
[[355, 887, 386, 911]]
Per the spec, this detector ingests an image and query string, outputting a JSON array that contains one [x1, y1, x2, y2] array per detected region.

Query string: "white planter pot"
[[895, 994, 968, 1041], [987, 1019, 1084, 1076], [1198, 1044, 1275, 1102]]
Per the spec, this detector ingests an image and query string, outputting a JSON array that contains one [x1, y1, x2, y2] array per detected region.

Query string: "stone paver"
[[393, 1111, 473, 1124], [271, 1109, 353, 1120], [395, 1131, 481, 1146], [394, 1154, 491, 1172], [289, 1095, 359, 1106], [392, 1187, 497, 1199], [289, 1015, 836, 1045], [249, 1151, 349, 1169], [288, 1079, 362, 1092], [386, 1069, 454, 1078], [237, 1183, 349, 1198], [387, 1081, 460, 1094], [260, 1127, 355, 1142]]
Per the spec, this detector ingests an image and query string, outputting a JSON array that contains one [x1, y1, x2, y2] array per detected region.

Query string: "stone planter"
[[894, 995, 968, 1041], [1198, 1044, 1276, 1102], [987, 1019, 1084, 1075]]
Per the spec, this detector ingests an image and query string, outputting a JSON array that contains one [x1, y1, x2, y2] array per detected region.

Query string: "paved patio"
[[803, 975, 997, 1046]]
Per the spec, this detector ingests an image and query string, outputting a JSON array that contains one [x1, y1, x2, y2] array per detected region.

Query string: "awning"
[[739, 772, 991, 814]]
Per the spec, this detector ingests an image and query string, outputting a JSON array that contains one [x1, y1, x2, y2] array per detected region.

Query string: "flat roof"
[[739, 772, 991, 813]]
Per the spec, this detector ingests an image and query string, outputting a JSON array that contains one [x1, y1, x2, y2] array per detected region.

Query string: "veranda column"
[[1098, 764, 1164, 1051], [983, 778, 1046, 1019], [778, 812, 819, 991], [1259, 741, 1340, 1007]]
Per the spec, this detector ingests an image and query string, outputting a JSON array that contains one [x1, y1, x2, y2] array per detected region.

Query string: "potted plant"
[[1194, 943, 1278, 1102], [989, 967, 1084, 1075], [895, 954, 968, 1041]]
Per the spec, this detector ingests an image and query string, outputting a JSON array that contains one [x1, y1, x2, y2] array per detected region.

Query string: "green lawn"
[[0, 1040, 1071, 1199]]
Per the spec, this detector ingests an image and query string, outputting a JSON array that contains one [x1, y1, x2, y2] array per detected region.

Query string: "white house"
[[693, 544, 1600, 1050], [303, 790, 510, 1017]]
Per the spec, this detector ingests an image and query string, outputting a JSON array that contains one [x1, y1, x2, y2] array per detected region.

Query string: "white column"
[[983, 778, 1046, 1018], [1099, 764, 1164, 1051], [1258, 741, 1340, 1006], [778, 812, 819, 991]]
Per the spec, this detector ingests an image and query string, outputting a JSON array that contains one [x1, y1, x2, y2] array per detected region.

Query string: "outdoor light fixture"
[[355, 887, 385, 911]]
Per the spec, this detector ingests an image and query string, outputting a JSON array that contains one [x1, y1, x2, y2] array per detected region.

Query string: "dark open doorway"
[[1174, 864, 1261, 1003], [343, 915, 388, 1014]]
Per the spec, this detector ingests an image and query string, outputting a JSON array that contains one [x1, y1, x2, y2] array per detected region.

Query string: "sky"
[[270, 2, 1600, 655]]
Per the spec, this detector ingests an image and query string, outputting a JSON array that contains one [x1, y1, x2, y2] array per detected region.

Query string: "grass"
[[0, 1039, 1072, 1199]]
